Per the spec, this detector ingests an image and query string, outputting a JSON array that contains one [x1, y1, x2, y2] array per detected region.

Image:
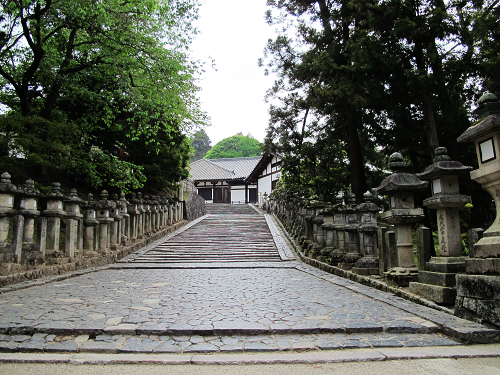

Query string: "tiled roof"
[[190, 156, 262, 181]]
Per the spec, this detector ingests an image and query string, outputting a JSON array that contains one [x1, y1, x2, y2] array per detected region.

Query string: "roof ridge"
[[207, 156, 262, 162]]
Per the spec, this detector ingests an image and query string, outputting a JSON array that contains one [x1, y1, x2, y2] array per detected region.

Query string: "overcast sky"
[[190, 0, 278, 146]]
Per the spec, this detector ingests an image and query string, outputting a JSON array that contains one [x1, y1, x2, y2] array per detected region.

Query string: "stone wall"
[[184, 191, 206, 222]]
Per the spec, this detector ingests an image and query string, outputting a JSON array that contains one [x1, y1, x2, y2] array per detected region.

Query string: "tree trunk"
[[345, 111, 368, 203]]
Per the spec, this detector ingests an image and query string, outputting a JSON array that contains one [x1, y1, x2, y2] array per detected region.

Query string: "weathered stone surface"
[[418, 270, 457, 287], [426, 257, 466, 273], [466, 258, 500, 275], [456, 274, 500, 300], [409, 282, 456, 305]]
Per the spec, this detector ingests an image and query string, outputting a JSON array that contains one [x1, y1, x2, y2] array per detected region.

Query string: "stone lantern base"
[[409, 256, 466, 305], [385, 267, 418, 287], [455, 274, 500, 327], [352, 256, 380, 275]]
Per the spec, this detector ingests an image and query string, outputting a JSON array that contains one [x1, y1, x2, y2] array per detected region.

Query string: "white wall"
[[231, 188, 246, 203]]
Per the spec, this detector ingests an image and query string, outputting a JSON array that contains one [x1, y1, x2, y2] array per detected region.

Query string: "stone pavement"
[[0, 205, 498, 358]]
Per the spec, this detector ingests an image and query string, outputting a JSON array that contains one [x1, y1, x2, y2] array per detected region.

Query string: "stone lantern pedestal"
[[376, 153, 428, 287], [64, 189, 84, 260], [18, 179, 41, 261], [42, 183, 67, 259], [82, 194, 99, 257], [409, 147, 472, 304], [455, 92, 500, 325]]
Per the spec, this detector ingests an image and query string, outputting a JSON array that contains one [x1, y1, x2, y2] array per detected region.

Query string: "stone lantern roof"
[[416, 147, 472, 180], [376, 153, 428, 194], [458, 93, 500, 143], [0, 172, 17, 193], [357, 191, 379, 213]]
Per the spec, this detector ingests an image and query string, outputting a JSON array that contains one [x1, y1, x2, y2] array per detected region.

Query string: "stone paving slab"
[[0, 267, 450, 337]]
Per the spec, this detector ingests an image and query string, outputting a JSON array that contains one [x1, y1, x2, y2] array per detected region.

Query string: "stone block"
[[494, 258, 500, 274], [472, 236, 500, 258], [418, 270, 457, 287], [409, 282, 456, 305], [416, 227, 432, 271], [477, 299, 500, 327], [465, 258, 497, 274], [383, 231, 397, 269], [456, 274, 500, 300], [425, 257, 466, 273], [468, 228, 484, 254]]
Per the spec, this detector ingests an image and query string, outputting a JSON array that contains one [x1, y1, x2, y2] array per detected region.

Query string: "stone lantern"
[[97, 190, 114, 252], [455, 92, 500, 326], [127, 193, 140, 240], [119, 192, 130, 245], [0, 172, 17, 262], [376, 152, 429, 286], [143, 195, 152, 234], [409, 147, 472, 304], [64, 189, 84, 259], [457, 92, 500, 257], [339, 193, 361, 269], [353, 191, 380, 275], [81, 193, 99, 256], [311, 198, 326, 248], [109, 194, 121, 248], [136, 192, 145, 237], [42, 182, 66, 257], [417, 147, 472, 256], [329, 192, 347, 265], [167, 195, 174, 226], [319, 204, 335, 262], [17, 179, 41, 261]]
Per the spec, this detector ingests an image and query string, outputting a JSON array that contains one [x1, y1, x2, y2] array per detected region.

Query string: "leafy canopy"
[[205, 133, 262, 159]]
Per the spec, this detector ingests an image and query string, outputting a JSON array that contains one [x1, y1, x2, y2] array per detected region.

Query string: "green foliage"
[[205, 133, 262, 159], [0, 0, 207, 192], [190, 129, 212, 162]]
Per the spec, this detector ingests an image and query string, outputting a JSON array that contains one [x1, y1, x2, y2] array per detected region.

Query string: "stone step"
[[127, 206, 284, 264], [0, 332, 460, 354], [205, 204, 259, 215]]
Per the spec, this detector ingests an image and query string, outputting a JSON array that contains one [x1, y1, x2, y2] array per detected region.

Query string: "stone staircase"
[[127, 204, 282, 263]]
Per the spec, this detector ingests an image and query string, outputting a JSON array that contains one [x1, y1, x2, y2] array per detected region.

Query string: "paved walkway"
[[0, 204, 498, 358]]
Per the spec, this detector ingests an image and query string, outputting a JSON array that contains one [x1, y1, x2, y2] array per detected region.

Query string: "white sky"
[[190, 0, 278, 146]]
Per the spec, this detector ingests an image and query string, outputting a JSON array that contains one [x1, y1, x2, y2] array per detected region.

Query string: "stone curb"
[[0, 324, 437, 337], [0, 221, 188, 293], [0, 344, 499, 365], [267, 213, 500, 344]]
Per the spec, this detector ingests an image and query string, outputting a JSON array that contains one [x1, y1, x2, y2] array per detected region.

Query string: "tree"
[[262, 0, 498, 203], [205, 133, 262, 159], [0, 0, 206, 191], [190, 129, 212, 161]]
